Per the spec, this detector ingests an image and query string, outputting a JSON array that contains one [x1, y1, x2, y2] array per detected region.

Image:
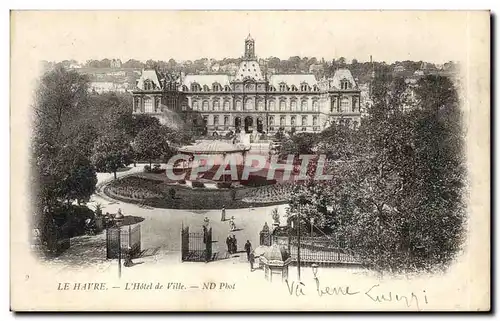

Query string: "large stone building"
[[131, 35, 361, 135]]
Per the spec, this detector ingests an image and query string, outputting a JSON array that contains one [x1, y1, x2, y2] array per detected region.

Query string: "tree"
[[91, 132, 133, 179], [287, 74, 466, 274], [57, 145, 97, 204], [133, 126, 174, 167]]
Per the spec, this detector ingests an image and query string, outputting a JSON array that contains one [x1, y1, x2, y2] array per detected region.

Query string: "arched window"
[[245, 99, 253, 110], [213, 83, 221, 92], [291, 116, 296, 127], [279, 83, 287, 91], [291, 100, 297, 111], [155, 97, 162, 112], [213, 115, 219, 126], [236, 100, 242, 111], [301, 100, 307, 111], [302, 115, 308, 126], [269, 100, 275, 111], [312, 100, 319, 112], [341, 97, 350, 112], [341, 80, 351, 90], [144, 80, 153, 91], [202, 100, 209, 111], [300, 83, 309, 91], [257, 100, 264, 111], [213, 100, 220, 111], [203, 115, 209, 125], [280, 100, 286, 111], [144, 97, 153, 113], [269, 116, 275, 126], [192, 100, 199, 110], [203, 85, 210, 92], [224, 85, 231, 92], [280, 116, 286, 127], [291, 85, 298, 92], [313, 116, 318, 126], [134, 97, 141, 112], [191, 83, 200, 92], [224, 116, 229, 126], [223, 100, 230, 111]]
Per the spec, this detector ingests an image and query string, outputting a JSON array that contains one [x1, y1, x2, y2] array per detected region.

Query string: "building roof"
[[182, 74, 232, 89], [329, 68, 358, 90], [246, 33, 254, 41], [136, 69, 162, 90], [234, 60, 264, 81], [268, 74, 318, 89]]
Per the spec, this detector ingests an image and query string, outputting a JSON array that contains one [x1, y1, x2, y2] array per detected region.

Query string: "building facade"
[[131, 35, 362, 135]]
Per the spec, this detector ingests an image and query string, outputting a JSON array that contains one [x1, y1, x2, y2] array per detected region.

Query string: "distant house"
[[110, 59, 122, 68], [211, 63, 221, 72], [309, 64, 324, 74], [414, 70, 425, 76], [69, 63, 82, 69], [393, 65, 405, 73]]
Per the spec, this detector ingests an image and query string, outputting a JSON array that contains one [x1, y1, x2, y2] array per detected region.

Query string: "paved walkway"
[[45, 165, 290, 274]]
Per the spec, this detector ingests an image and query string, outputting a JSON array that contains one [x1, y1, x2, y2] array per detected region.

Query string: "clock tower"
[[244, 34, 255, 59]]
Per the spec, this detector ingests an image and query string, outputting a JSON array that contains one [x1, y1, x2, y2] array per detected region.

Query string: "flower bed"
[[104, 174, 289, 210]]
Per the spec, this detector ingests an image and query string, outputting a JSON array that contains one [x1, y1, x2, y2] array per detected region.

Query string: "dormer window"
[[212, 83, 221, 92], [291, 85, 298, 92], [144, 80, 153, 91], [340, 79, 352, 90], [191, 83, 201, 92], [224, 85, 231, 92], [182, 85, 189, 92], [203, 85, 210, 92], [313, 85, 320, 92], [300, 83, 309, 91], [279, 83, 287, 91]]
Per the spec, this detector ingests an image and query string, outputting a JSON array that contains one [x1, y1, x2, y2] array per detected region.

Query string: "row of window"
[[136, 96, 161, 113], [191, 99, 320, 112], [201, 114, 319, 127], [187, 83, 321, 93]]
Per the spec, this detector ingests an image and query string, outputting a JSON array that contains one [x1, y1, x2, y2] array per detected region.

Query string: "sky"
[[11, 11, 485, 65]]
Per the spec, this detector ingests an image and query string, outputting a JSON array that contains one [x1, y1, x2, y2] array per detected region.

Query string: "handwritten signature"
[[285, 270, 428, 310]]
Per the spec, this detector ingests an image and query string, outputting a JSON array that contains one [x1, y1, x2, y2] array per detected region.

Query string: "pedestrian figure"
[[229, 216, 236, 231], [226, 235, 232, 254], [244, 240, 252, 261], [221, 205, 226, 221], [231, 235, 238, 254], [124, 249, 134, 267], [202, 225, 208, 244], [249, 252, 255, 271]]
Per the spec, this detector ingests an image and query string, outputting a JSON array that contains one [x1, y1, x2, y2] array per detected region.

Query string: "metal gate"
[[181, 224, 213, 262], [106, 225, 142, 259]]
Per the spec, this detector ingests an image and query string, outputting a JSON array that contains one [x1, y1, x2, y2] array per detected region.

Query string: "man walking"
[[226, 235, 232, 254], [231, 235, 238, 254], [244, 240, 252, 262]]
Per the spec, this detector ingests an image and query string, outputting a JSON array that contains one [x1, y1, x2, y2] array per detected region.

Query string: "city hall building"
[[131, 35, 362, 135]]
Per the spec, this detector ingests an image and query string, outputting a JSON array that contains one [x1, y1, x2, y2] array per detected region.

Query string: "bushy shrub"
[[144, 165, 151, 172], [216, 182, 232, 189]]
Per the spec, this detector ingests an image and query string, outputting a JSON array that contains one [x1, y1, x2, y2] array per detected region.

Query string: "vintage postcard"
[[10, 10, 490, 311]]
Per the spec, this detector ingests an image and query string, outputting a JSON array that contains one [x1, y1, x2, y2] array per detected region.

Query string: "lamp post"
[[296, 208, 301, 282], [310, 217, 314, 237], [115, 209, 125, 279]]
